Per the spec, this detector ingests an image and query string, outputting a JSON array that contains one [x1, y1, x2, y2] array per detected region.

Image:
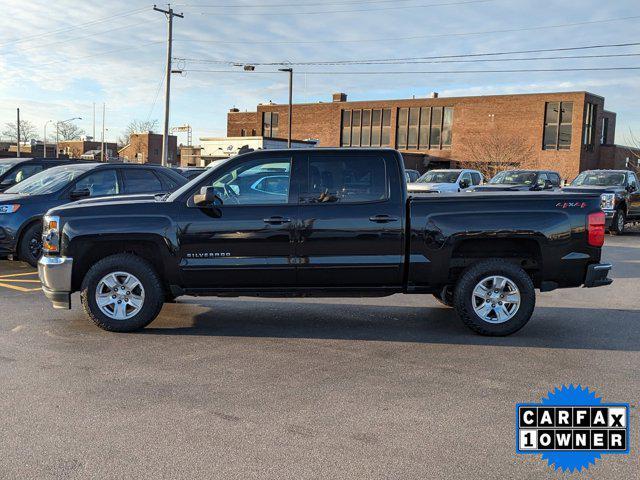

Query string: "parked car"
[[175, 167, 206, 180], [563, 169, 640, 235], [408, 169, 483, 193], [0, 163, 187, 266], [469, 170, 561, 192], [0, 157, 77, 192], [404, 169, 421, 183], [38, 148, 611, 336]]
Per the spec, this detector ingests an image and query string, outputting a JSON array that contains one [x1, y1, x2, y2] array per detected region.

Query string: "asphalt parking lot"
[[0, 232, 639, 479]]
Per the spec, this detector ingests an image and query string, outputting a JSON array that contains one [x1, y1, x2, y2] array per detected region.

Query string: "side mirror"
[[193, 186, 223, 215], [70, 188, 91, 200], [459, 179, 470, 189], [0, 179, 15, 187], [627, 184, 637, 193], [544, 179, 554, 190]]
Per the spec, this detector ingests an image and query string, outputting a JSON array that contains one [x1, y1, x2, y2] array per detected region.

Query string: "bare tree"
[[624, 130, 640, 172], [2, 119, 38, 143], [457, 135, 536, 179], [56, 121, 85, 141], [118, 119, 158, 147]]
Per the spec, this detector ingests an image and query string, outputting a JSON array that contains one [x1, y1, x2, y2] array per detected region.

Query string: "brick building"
[[57, 140, 118, 159], [228, 91, 633, 180], [118, 132, 178, 165]]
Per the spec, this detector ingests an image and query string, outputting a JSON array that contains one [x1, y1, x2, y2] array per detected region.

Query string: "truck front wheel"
[[80, 253, 164, 332], [609, 209, 625, 235], [453, 260, 535, 336]]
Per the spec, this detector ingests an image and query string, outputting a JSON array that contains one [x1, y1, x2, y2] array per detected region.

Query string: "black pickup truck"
[[38, 149, 612, 336]]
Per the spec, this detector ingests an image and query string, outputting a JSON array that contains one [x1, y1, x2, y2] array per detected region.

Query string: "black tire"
[[80, 253, 164, 332], [453, 259, 535, 336], [18, 222, 42, 267], [609, 209, 626, 235], [432, 286, 454, 307]]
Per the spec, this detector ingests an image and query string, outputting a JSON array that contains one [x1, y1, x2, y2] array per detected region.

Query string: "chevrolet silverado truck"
[[563, 169, 640, 235], [38, 148, 612, 336]]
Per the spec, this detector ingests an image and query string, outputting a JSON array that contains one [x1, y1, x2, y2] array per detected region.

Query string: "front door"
[[177, 154, 298, 290], [628, 172, 640, 217], [295, 151, 405, 288]]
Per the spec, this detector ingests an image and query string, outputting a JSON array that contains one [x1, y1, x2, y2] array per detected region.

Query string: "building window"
[[543, 101, 573, 150], [341, 108, 391, 147], [396, 106, 453, 150], [601, 117, 609, 145], [262, 111, 279, 138], [241, 129, 247, 137], [583, 102, 597, 151]]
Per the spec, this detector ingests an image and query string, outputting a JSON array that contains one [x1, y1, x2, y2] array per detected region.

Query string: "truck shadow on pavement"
[[142, 300, 640, 352]]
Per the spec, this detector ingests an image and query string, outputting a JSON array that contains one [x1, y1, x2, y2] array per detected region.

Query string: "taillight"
[[587, 211, 605, 247]]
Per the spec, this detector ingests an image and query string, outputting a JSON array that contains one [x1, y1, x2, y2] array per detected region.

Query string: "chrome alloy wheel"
[[617, 212, 625, 232], [471, 275, 521, 324], [95, 272, 145, 320]]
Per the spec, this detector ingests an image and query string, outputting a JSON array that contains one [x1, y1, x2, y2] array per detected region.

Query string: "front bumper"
[[603, 209, 615, 228], [38, 255, 73, 309], [583, 263, 613, 288]]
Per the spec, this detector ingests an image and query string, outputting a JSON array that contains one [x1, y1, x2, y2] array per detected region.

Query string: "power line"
[[180, 52, 640, 66], [173, 14, 640, 44], [195, 0, 493, 15], [0, 7, 150, 48], [174, 41, 640, 66], [177, 0, 465, 6], [178, 66, 640, 75]]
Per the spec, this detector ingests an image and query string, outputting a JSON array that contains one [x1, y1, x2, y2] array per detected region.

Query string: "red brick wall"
[[228, 91, 620, 180]]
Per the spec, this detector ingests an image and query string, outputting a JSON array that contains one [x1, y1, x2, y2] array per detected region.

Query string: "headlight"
[[42, 215, 61, 254], [0, 204, 20, 214], [600, 193, 616, 210]]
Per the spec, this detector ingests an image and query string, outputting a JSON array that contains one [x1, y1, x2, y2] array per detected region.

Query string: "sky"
[[0, 0, 639, 146]]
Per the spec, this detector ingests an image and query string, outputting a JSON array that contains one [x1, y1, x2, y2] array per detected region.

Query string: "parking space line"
[[0, 272, 39, 279], [0, 281, 41, 292], [0, 279, 41, 283]]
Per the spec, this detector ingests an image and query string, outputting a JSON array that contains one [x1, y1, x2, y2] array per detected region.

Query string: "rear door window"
[[4, 163, 44, 184], [470, 172, 482, 185], [302, 155, 387, 203], [549, 173, 561, 186], [122, 169, 164, 194]]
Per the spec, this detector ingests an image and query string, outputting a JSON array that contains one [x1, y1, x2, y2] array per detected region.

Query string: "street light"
[[56, 117, 82, 158], [278, 68, 293, 148], [43, 120, 53, 158]]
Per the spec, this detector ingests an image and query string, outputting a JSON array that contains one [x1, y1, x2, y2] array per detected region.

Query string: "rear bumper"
[[38, 255, 73, 309], [583, 263, 613, 288]]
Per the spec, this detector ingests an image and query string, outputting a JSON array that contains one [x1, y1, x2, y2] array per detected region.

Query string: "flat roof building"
[[228, 91, 631, 180]]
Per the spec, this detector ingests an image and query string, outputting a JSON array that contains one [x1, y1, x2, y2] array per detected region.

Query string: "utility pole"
[[154, 4, 183, 167], [16, 108, 21, 158], [93, 102, 96, 140], [101, 103, 105, 162], [279, 68, 293, 148]]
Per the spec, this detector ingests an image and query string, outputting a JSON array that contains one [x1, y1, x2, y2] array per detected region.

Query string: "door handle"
[[369, 215, 399, 223], [263, 216, 292, 225]]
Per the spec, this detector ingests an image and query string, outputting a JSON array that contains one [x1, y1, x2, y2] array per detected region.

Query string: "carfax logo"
[[516, 385, 630, 473]]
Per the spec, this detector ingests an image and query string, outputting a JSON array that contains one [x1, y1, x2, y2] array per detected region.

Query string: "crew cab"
[[38, 149, 612, 336], [468, 170, 561, 192], [563, 169, 640, 235]]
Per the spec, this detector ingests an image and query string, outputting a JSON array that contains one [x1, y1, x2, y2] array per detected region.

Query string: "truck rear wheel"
[[80, 253, 164, 332], [453, 260, 535, 336]]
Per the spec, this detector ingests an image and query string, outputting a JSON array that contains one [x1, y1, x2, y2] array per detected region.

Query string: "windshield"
[[4, 165, 89, 195], [0, 161, 18, 176], [571, 171, 626, 187], [417, 171, 460, 184], [490, 171, 537, 185]]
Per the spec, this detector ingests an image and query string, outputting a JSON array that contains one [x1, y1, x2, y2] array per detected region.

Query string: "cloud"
[[1, 0, 639, 144]]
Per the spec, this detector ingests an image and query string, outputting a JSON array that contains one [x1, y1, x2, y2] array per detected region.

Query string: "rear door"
[[120, 168, 165, 194], [295, 150, 405, 287]]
